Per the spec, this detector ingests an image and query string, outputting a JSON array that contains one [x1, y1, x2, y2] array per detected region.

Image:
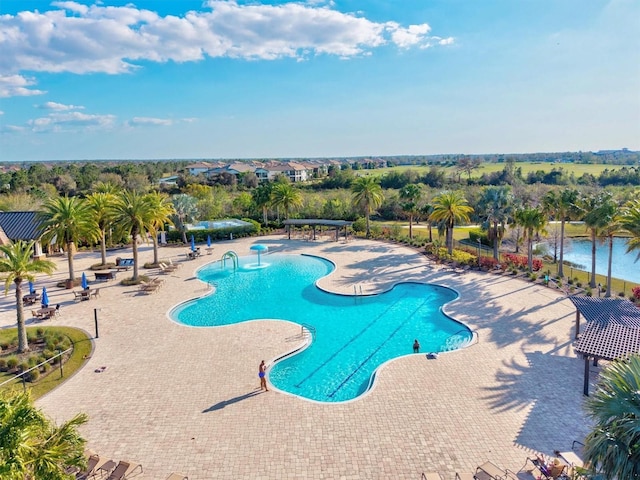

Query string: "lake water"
[[561, 237, 640, 284]]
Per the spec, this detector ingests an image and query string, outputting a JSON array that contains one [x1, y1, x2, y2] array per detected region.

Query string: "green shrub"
[[28, 356, 38, 367], [6, 356, 18, 370], [36, 327, 45, 337], [26, 369, 40, 382], [576, 281, 583, 288], [42, 362, 52, 373], [0, 358, 7, 371], [567, 278, 574, 285], [19, 361, 29, 373], [586, 287, 593, 297]]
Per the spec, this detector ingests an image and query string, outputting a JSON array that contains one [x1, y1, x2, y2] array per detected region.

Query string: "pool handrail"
[[300, 323, 316, 340]]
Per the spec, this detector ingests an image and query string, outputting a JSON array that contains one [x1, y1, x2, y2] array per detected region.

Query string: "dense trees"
[[0, 241, 56, 353]]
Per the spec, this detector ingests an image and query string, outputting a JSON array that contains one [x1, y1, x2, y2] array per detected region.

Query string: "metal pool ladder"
[[301, 323, 316, 341]]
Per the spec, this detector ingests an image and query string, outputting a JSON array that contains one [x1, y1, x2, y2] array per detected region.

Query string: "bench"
[[94, 271, 117, 282], [115, 258, 134, 271]]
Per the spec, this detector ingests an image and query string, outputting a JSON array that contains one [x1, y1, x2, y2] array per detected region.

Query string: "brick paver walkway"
[[0, 236, 592, 479]]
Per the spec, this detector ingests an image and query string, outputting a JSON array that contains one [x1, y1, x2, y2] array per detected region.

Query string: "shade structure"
[[207, 235, 212, 248], [41, 287, 49, 307], [250, 244, 268, 265], [190, 235, 196, 252], [28, 281, 35, 294], [81, 272, 88, 290]]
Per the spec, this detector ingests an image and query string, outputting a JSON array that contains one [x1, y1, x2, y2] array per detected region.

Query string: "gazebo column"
[[312, 226, 316, 240], [583, 355, 590, 396], [575, 309, 581, 339]]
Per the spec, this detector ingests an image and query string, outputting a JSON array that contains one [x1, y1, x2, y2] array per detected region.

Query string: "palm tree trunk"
[[365, 211, 371, 238], [152, 231, 159, 265], [590, 229, 597, 288], [15, 282, 29, 353], [446, 224, 453, 255], [100, 229, 107, 266], [409, 214, 413, 239], [605, 236, 613, 297], [493, 221, 499, 260], [132, 228, 139, 281], [527, 232, 533, 271], [67, 240, 75, 281], [428, 223, 433, 242], [262, 206, 268, 226], [558, 219, 566, 278]]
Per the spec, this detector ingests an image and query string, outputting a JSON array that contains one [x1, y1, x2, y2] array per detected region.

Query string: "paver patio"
[[0, 236, 593, 479]]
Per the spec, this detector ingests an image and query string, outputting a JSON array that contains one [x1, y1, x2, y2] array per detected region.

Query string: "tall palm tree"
[[514, 205, 547, 272], [171, 194, 198, 245], [581, 192, 611, 288], [621, 198, 640, 262], [420, 202, 434, 242], [399, 183, 422, 239], [542, 188, 579, 278], [596, 198, 623, 297], [270, 183, 303, 220], [429, 191, 473, 255], [271, 183, 303, 239], [252, 183, 273, 226], [145, 191, 175, 265], [0, 390, 88, 479], [112, 190, 153, 281], [351, 176, 384, 238], [582, 354, 640, 479], [479, 186, 513, 261], [0, 241, 56, 353], [86, 192, 117, 267], [38, 196, 97, 283]]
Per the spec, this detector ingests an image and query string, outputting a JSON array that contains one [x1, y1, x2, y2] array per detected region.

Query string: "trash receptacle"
[[65, 279, 73, 289]]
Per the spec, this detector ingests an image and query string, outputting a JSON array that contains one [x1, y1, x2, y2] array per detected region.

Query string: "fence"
[[0, 347, 72, 393]]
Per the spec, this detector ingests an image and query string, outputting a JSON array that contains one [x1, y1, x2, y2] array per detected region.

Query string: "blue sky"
[[0, 0, 638, 161]]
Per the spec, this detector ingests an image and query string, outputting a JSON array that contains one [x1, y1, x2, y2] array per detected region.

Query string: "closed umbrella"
[[207, 235, 211, 248], [41, 287, 49, 308], [190, 235, 196, 252], [28, 281, 35, 294], [81, 272, 88, 290]]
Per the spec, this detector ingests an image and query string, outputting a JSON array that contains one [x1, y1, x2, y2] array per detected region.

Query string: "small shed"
[[570, 296, 640, 395]]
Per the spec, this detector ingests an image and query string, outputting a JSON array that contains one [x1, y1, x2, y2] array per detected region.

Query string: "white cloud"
[[0, 2, 449, 81], [0, 125, 27, 133], [0, 74, 46, 98], [38, 101, 84, 111], [129, 117, 173, 126], [27, 111, 116, 133], [0, 110, 3, 115]]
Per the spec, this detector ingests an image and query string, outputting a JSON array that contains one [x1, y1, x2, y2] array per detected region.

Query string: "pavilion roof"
[[571, 296, 640, 360], [283, 219, 352, 227]]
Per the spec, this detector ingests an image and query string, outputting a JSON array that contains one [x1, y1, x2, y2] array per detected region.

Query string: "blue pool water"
[[171, 253, 471, 402]]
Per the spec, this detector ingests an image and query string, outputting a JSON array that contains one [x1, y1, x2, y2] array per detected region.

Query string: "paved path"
[[0, 236, 593, 479]]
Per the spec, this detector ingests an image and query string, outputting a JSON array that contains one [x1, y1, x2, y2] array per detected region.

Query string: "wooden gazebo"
[[570, 296, 640, 395]]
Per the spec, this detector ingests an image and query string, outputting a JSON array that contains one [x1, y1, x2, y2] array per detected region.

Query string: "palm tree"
[[582, 354, 640, 479], [0, 390, 88, 479], [542, 188, 579, 278], [351, 176, 384, 238], [38, 196, 97, 283], [514, 205, 547, 272], [112, 190, 153, 281], [171, 194, 198, 245], [252, 183, 273, 226], [429, 191, 473, 255], [399, 183, 422, 239], [581, 192, 611, 288], [621, 198, 640, 262], [271, 183, 303, 239], [86, 192, 116, 267], [0, 241, 56, 353], [145, 192, 175, 266], [596, 198, 622, 297], [420, 202, 434, 242], [479, 186, 513, 261]]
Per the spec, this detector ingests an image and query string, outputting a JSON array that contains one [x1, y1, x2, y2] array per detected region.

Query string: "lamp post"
[[597, 283, 602, 297], [94, 308, 100, 338]]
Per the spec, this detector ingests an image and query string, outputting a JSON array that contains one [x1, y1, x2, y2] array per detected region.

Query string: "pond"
[[561, 237, 640, 284]]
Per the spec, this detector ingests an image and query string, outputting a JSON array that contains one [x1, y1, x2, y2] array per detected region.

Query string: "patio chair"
[[91, 288, 100, 299], [522, 456, 567, 480], [421, 473, 443, 480], [75, 452, 105, 479], [104, 460, 143, 480], [166, 474, 189, 480], [455, 473, 475, 480], [475, 461, 518, 480]]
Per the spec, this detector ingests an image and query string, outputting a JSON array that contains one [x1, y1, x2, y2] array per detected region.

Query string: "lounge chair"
[[166, 474, 189, 480], [91, 288, 100, 299], [75, 452, 107, 480], [522, 456, 567, 479], [421, 473, 443, 480], [455, 474, 475, 480], [475, 461, 518, 480], [104, 460, 143, 480], [32, 310, 44, 320]]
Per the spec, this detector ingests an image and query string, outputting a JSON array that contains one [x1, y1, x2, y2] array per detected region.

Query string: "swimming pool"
[[171, 253, 472, 402]]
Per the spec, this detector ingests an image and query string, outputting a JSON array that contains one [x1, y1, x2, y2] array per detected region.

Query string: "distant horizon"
[[0, 147, 637, 165], [1, 1, 638, 161]]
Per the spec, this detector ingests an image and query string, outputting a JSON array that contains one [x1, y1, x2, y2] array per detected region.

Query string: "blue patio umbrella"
[[190, 235, 196, 252], [81, 272, 88, 290], [41, 287, 49, 308], [28, 281, 35, 294], [207, 235, 211, 248]]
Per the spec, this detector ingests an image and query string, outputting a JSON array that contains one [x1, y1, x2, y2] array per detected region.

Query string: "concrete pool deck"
[[0, 236, 593, 479]]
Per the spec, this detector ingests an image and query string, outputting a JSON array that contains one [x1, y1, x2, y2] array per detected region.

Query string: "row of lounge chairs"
[[73, 450, 142, 479], [424, 446, 586, 480], [139, 277, 165, 294]]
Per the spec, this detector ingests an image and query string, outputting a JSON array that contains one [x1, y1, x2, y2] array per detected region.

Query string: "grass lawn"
[[0, 326, 92, 400]]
